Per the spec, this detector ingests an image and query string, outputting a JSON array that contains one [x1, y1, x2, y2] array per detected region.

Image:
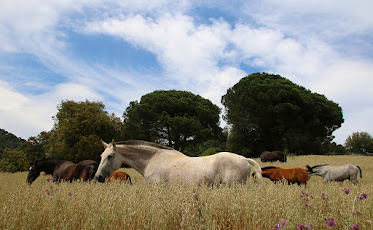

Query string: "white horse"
[[306, 164, 362, 184], [95, 140, 262, 185]]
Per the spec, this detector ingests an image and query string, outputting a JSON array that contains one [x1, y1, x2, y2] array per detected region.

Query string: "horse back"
[[75, 160, 98, 181], [53, 162, 75, 181]]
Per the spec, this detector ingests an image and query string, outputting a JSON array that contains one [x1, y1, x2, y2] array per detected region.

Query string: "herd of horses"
[[26, 140, 363, 187]]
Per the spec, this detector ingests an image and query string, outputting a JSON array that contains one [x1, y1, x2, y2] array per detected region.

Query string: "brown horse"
[[259, 166, 309, 186], [27, 158, 98, 184], [260, 151, 287, 162], [108, 171, 132, 184]]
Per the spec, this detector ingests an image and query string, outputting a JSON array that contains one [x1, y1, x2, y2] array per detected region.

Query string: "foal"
[[108, 171, 132, 184]]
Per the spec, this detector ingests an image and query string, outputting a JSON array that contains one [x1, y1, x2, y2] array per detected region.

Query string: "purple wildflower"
[[326, 218, 337, 227], [68, 192, 72, 196], [304, 203, 312, 209], [297, 224, 314, 230], [272, 219, 287, 229], [279, 220, 287, 228], [322, 192, 327, 200], [301, 191, 309, 198], [349, 224, 359, 230], [359, 193, 369, 200], [343, 188, 350, 195], [46, 190, 50, 195]]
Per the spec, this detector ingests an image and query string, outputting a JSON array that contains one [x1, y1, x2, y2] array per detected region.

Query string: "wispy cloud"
[[0, 0, 372, 144]]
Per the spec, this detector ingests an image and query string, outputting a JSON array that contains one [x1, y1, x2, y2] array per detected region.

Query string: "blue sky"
[[1, 0, 372, 145]]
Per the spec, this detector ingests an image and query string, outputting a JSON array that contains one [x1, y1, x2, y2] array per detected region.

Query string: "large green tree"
[[123, 90, 223, 154], [45, 100, 123, 162], [222, 72, 344, 156], [345, 131, 373, 155]]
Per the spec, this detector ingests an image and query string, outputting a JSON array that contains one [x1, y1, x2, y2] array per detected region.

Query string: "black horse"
[[260, 151, 287, 162], [27, 158, 98, 184]]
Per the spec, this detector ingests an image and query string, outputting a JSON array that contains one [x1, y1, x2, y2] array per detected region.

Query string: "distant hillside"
[[0, 129, 26, 157]]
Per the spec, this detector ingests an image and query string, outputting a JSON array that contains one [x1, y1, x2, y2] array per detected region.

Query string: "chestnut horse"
[[108, 171, 132, 184], [259, 166, 309, 186], [27, 158, 98, 184]]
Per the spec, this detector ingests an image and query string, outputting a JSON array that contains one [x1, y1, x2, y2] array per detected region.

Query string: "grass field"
[[1, 155, 372, 229]]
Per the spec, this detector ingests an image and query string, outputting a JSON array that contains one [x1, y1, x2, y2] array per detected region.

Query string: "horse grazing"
[[259, 166, 309, 186], [260, 151, 287, 162], [95, 139, 262, 185], [306, 164, 362, 184], [108, 171, 132, 184], [27, 158, 98, 184]]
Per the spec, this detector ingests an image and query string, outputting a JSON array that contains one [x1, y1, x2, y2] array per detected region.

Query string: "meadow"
[[0, 155, 372, 229]]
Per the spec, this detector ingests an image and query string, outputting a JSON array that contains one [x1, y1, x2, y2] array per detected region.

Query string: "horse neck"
[[39, 159, 67, 175], [115, 145, 156, 175], [117, 145, 181, 176]]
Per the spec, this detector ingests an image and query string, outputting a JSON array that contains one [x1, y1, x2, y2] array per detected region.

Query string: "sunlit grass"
[[0, 155, 372, 229]]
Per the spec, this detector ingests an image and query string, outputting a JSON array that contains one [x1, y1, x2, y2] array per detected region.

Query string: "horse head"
[[27, 163, 41, 184], [95, 139, 123, 183]]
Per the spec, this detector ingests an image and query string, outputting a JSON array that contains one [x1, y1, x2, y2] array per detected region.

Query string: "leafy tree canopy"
[[345, 131, 373, 155], [123, 90, 223, 154], [222, 72, 344, 156], [46, 100, 123, 162]]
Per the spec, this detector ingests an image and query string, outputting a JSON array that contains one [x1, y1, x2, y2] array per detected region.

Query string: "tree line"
[[1, 73, 372, 172]]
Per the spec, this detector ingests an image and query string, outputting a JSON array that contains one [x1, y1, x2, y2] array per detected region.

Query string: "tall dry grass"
[[0, 155, 372, 229]]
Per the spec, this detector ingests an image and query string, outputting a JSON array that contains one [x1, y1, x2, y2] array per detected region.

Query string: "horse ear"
[[101, 140, 108, 149], [112, 139, 116, 148]]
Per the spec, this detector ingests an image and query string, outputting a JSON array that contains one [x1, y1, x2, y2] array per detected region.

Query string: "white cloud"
[[0, 81, 54, 138], [0, 0, 372, 146]]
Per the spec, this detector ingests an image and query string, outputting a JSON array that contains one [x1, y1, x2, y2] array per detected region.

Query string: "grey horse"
[[306, 164, 362, 184]]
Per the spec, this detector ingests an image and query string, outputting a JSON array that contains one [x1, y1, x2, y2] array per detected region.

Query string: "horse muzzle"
[[96, 175, 106, 183]]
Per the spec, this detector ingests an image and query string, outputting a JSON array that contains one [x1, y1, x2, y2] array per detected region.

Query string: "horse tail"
[[356, 166, 362, 178], [128, 175, 132, 184], [246, 158, 262, 179]]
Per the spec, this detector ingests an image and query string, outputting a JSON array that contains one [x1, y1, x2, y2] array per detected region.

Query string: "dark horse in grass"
[[260, 151, 287, 162], [27, 158, 98, 184], [258, 166, 309, 186]]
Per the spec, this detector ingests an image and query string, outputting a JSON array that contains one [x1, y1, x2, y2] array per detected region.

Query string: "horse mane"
[[261, 166, 279, 170], [117, 140, 174, 150], [310, 164, 329, 169]]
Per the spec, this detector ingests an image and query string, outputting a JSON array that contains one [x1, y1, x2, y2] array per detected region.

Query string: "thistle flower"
[[68, 192, 72, 196], [343, 188, 350, 195], [279, 220, 287, 228], [297, 224, 314, 230], [322, 192, 327, 200], [272, 219, 287, 229], [353, 210, 362, 216], [301, 191, 309, 198], [359, 193, 369, 200], [349, 223, 359, 230], [326, 218, 337, 227]]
